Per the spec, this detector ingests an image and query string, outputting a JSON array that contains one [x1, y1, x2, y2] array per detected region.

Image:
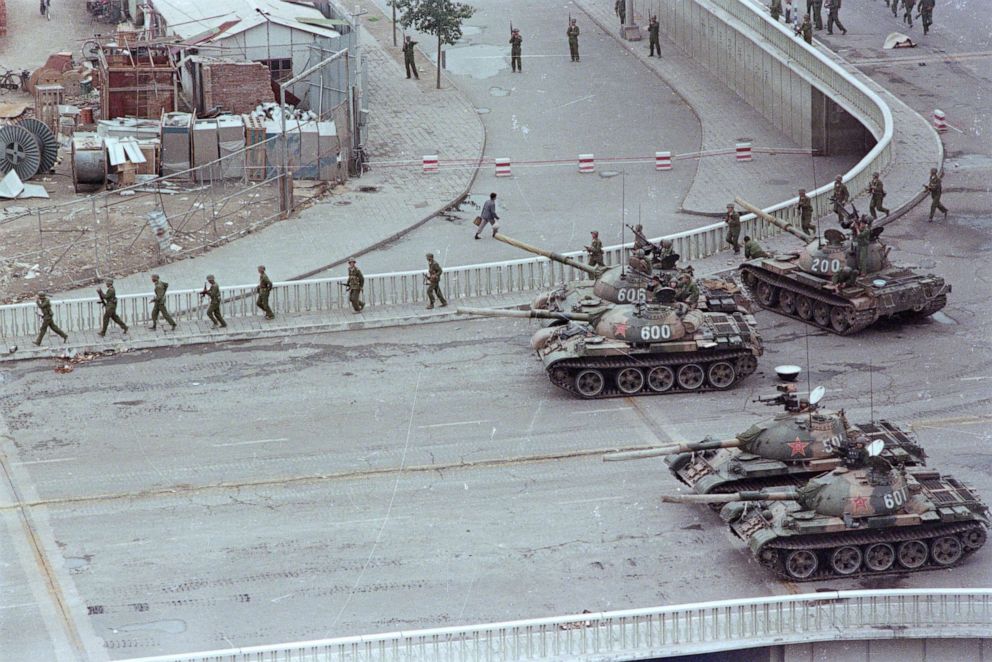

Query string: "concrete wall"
[[776, 637, 990, 661]]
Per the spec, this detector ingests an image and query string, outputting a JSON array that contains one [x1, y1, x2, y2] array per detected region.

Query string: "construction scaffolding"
[[97, 40, 178, 119]]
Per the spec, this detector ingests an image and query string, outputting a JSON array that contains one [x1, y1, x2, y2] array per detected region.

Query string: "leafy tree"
[[393, 0, 475, 89]]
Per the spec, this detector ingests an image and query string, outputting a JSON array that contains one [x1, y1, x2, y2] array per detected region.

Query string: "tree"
[[393, 0, 475, 89]]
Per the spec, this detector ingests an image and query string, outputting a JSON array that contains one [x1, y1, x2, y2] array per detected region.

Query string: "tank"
[[457, 302, 764, 398], [734, 198, 951, 334], [494, 233, 751, 315], [663, 453, 989, 581], [604, 386, 927, 494]]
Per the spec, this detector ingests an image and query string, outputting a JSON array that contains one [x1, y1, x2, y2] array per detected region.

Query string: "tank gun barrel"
[[456, 307, 593, 322], [603, 438, 741, 461], [494, 233, 602, 276], [734, 197, 815, 244], [661, 489, 798, 505]]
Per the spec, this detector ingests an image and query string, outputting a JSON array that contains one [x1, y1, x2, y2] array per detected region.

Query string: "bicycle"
[[0, 68, 24, 92]]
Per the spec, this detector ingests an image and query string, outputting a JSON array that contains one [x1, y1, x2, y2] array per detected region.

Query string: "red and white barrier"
[[578, 153, 595, 173], [655, 151, 672, 171], [422, 154, 439, 173], [495, 157, 511, 177], [735, 142, 752, 162], [933, 109, 947, 133]]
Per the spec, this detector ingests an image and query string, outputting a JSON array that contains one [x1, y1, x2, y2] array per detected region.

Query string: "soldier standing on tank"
[[825, 0, 846, 35], [97, 279, 128, 337], [796, 188, 815, 235], [347, 258, 365, 312], [831, 175, 850, 225], [201, 275, 227, 328], [256, 265, 275, 320], [724, 203, 742, 254], [402, 36, 419, 80], [868, 172, 889, 220], [149, 274, 177, 331], [925, 167, 948, 222], [425, 253, 447, 309], [509, 28, 522, 73], [647, 16, 661, 56], [919, 0, 935, 34], [567, 19, 580, 62], [853, 222, 871, 274], [743, 236, 770, 259], [800, 14, 813, 43], [586, 231, 605, 267], [632, 223, 649, 253], [32, 292, 68, 346]]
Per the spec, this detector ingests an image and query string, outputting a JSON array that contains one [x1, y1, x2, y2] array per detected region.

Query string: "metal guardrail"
[[122, 589, 992, 662]]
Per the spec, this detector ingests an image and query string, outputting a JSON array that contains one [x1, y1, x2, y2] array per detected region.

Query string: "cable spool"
[[0, 124, 42, 180], [18, 118, 60, 174]]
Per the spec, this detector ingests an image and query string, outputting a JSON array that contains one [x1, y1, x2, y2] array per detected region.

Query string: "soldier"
[[648, 275, 668, 303], [868, 172, 889, 220], [796, 188, 815, 235], [201, 275, 227, 328], [919, 0, 935, 35], [149, 274, 177, 331], [256, 265, 275, 320], [632, 223, 649, 253], [841, 435, 868, 467], [902, 0, 916, 28], [800, 13, 813, 44], [614, 0, 626, 25], [628, 249, 651, 274], [658, 239, 675, 261], [743, 236, 770, 259], [674, 273, 700, 307], [32, 292, 68, 346], [853, 222, 871, 273], [925, 167, 948, 222], [647, 16, 660, 57], [891, 0, 899, 17], [474, 192, 500, 239], [566, 19, 580, 62], [724, 203, 742, 254], [829, 266, 858, 291], [586, 231, 605, 267], [831, 175, 850, 225], [96, 278, 128, 337], [770, 0, 782, 22], [825, 0, 846, 35], [509, 28, 522, 73], [806, 0, 822, 30], [346, 258, 365, 313], [402, 36, 419, 80], [425, 253, 448, 309]]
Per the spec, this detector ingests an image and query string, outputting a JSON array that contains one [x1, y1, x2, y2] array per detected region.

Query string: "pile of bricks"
[[0, 0, 8, 37], [202, 62, 275, 115]]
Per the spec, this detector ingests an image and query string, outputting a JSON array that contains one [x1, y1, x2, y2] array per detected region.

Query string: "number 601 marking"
[[640, 325, 672, 341]]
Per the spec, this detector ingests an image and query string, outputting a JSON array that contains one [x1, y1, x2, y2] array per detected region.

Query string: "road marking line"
[[557, 495, 626, 505], [11, 457, 77, 466], [211, 438, 288, 447], [555, 93, 596, 110], [577, 407, 633, 415], [417, 420, 490, 429]]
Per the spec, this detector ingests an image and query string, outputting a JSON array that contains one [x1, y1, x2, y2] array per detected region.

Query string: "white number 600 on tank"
[[640, 325, 672, 341]]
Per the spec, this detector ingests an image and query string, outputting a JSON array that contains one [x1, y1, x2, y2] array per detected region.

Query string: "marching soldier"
[[614, 0, 626, 25], [149, 274, 177, 331], [724, 203, 742, 254], [201, 275, 227, 328], [567, 19, 580, 62], [347, 257, 365, 313], [925, 167, 948, 222], [831, 175, 850, 225], [97, 278, 128, 337], [32, 292, 68, 346], [402, 36, 419, 80], [868, 172, 889, 220], [256, 265, 275, 320], [425, 253, 448, 309], [586, 231, 605, 267], [647, 16, 660, 57], [743, 236, 770, 259], [919, 0, 935, 34], [509, 28, 522, 73], [797, 188, 815, 235]]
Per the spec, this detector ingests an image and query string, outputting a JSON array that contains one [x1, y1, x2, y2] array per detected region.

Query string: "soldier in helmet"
[[256, 265, 275, 320], [346, 258, 365, 312], [724, 203, 741, 254], [924, 167, 948, 222], [841, 434, 869, 467], [831, 175, 850, 226], [425, 253, 447, 309], [32, 292, 68, 346], [632, 223, 649, 253], [201, 274, 227, 328], [829, 266, 858, 291], [97, 278, 128, 337], [674, 273, 700, 307], [628, 249, 651, 274], [585, 231, 605, 267], [743, 235, 770, 259], [868, 172, 889, 220], [658, 239, 675, 261], [796, 188, 815, 235]]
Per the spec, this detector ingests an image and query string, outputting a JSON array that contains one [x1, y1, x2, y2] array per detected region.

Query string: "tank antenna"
[[620, 170, 626, 277], [811, 146, 821, 245], [805, 324, 813, 426], [869, 358, 875, 423]]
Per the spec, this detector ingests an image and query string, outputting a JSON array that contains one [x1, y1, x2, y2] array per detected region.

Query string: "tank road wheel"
[[615, 368, 645, 394], [755, 281, 779, 308], [784, 549, 818, 580], [575, 369, 606, 398], [830, 306, 852, 334], [896, 540, 928, 569], [646, 366, 675, 393], [930, 536, 963, 566], [864, 543, 896, 572], [829, 545, 863, 576], [962, 528, 987, 551], [707, 361, 737, 389], [736, 355, 758, 377], [795, 295, 814, 321], [779, 290, 797, 315], [812, 302, 831, 327], [741, 269, 757, 289], [676, 364, 705, 390]]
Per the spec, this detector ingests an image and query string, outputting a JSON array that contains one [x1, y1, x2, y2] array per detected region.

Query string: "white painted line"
[[555, 93, 596, 110], [577, 407, 633, 415], [211, 438, 288, 447], [0, 602, 38, 611], [11, 457, 77, 466], [557, 495, 627, 505], [960, 376, 991, 381], [417, 420, 491, 429]]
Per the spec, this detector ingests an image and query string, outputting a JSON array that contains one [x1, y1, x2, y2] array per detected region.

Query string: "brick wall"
[[0, 0, 8, 37], [202, 62, 274, 115]]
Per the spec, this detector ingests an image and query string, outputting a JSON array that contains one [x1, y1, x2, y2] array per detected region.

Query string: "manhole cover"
[[489, 86, 510, 97], [599, 170, 620, 178]]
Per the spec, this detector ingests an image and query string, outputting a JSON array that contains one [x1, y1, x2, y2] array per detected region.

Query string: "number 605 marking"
[[640, 325, 672, 341]]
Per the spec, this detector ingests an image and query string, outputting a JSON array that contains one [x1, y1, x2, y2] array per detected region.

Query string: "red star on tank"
[[787, 438, 810, 457], [850, 496, 870, 514]]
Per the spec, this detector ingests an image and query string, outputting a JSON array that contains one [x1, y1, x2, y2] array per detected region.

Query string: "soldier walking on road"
[[724, 203, 742, 254], [831, 175, 850, 225], [806, 0, 823, 29], [347, 258, 365, 312], [919, 0, 935, 34], [797, 188, 815, 235], [614, 0, 626, 25], [902, 0, 916, 28], [648, 16, 660, 56], [567, 19, 581, 62], [32, 292, 68, 346], [925, 167, 948, 222], [475, 192, 500, 239], [825, 0, 846, 35], [201, 275, 227, 328], [402, 36, 419, 80], [509, 28, 523, 72], [586, 231, 605, 267], [256, 265, 275, 320], [425, 253, 448, 309], [743, 236, 770, 259], [97, 279, 128, 337], [868, 172, 889, 220], [800, 14, 813, 43], [149, 274, 177, 331]]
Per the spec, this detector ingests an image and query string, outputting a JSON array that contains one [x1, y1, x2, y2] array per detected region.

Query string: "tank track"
[[547, 349, 757, 399], [740, 266, 877, 335], [904, 293, 948, 319], [760, 520, 986, 581]]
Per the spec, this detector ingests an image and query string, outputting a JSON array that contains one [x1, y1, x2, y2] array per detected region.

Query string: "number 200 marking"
[[811, 257, 842, 273], [640, 325, 672, 341]]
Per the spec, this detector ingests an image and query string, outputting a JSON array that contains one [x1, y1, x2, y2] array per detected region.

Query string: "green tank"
[[734, 198, 950, 334], [457, 302, 763, 398], [604, 386, 926, 493], [664, 452, 988, 581]]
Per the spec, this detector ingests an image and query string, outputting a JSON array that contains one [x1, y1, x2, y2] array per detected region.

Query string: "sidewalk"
[[58, 0, 485, 299]]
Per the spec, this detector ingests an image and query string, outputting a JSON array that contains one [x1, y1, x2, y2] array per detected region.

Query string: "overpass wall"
[[776, 637, 991, 661]]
